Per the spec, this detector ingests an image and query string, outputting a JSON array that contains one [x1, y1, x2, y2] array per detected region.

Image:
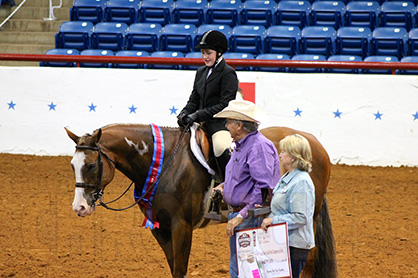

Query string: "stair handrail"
[[44, 0, 63, 21], [0, 0, 28, 31]]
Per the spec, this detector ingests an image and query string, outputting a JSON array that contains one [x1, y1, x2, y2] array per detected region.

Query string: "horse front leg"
[[170, 218, 193, 278]]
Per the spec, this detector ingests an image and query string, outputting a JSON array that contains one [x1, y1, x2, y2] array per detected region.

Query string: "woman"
[[177, 30, 238, 179], [261, 134, 315, 278]]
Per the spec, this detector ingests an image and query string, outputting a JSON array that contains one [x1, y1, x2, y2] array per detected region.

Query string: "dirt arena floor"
[[0, 153, 416, 278]]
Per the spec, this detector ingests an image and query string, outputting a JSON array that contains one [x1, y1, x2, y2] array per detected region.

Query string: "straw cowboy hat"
[[214, 100, 266, 123]]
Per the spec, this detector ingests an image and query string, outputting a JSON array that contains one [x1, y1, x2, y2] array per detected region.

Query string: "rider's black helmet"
[[196, 30, 228, 54]]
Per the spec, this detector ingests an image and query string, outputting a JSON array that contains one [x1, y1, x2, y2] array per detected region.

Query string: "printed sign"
[[236, 223, 291, 278]]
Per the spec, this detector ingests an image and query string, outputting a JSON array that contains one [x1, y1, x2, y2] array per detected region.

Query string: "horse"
[[65, 124, 337, 278]]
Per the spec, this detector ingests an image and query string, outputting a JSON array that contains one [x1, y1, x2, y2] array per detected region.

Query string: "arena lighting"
[[1, 53, 418, 74]]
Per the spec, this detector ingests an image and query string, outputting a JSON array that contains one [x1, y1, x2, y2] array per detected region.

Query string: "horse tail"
[[313, 196, 338, 278]]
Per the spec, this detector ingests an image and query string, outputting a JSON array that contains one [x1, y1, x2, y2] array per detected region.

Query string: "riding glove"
[[184, 112, 199, 125], [177, 112, 188, 127]]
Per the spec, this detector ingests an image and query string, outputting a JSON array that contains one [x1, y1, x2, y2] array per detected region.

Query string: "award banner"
[[236, 223, 291, 278]]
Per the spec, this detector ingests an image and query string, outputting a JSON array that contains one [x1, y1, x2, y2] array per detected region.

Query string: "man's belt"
[[228, 205, 245, 213]]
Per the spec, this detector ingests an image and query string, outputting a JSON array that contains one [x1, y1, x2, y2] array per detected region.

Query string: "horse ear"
[[91, 128, 102, 145], [65, 127, 80, 144]]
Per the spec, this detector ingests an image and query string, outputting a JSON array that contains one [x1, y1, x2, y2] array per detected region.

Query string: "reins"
[[76, 124, 191, 212]]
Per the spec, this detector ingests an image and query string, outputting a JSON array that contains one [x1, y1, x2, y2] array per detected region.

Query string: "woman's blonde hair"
[[279, 134, 312, 172]]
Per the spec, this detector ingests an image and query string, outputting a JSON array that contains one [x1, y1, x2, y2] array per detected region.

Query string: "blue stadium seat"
[[254, 53, 290, 72], [183, 52, 204, 70], [325, 54, 363, 73], [104, 0, 141, 25], [371, 27, 408, 59], [206, 0, 243, 27], [138, 0, 174, 25], [289, 54, 326, 73], [363, 55, 399, 74], [265, 25, 301, 56], [80, 49, 114, 68], [379, 1, 415, 31], [55, 21, 94, 50], [160, 23, 197, 53], [172, 0, 208, 26], [230, 25, 266, 55], [407, 28, 418, 55], [398, 56, 418, 74], [310, 1, 346, 30], [148, 51, 184, 69], [240, 0, 277, 28], [70, 0, 107, 24], [300, 26, 337, 57], [195, 24, 232, 48], [223, 52, 255, 71], [275, 1, 311, 29], [40, 49, 79, 67], [91, 22, 129, 51], [126, 23, 162, 51], [335, 26, 372, 58], [344, 1, 380, 30], [112, 50, 149, 68]]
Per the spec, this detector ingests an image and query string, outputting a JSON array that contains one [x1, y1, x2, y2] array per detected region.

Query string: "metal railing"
[[0, 0, 28, 30]]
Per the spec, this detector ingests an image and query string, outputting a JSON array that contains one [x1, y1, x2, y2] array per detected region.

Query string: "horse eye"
[[87, 164, 96, 171]]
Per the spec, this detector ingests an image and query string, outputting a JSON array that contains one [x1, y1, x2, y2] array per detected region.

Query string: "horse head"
[[65, 127, 115, 217]]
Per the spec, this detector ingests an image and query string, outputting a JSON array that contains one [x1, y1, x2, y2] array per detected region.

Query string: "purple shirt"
[[223, 130, 281, 218]]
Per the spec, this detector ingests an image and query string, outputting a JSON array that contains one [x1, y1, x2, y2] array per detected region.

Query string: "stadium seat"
[[300, 26, 337, 57], [371, 27, 408, 59], [112, 50, 149, 69], [265, 25, 301, 56], [254, 53, 290, 72], [104, 0, 141, 25], [206, 0, 243, 27], [79, 49, 114, 68], [398, 56, 418, 74], [407, 28, 418, 55], [40, 49, 79, 67], [344, 1, 380, 31], [126, 23, 162, 52], [310, 1, 346, 30], [160, 24, 197, 53], [223, 52, 255, 71], [195, 24, 232, 48], [240, 0, 277, 28], [335, 26, 372, 58], [275, 1, 311, 29], [289, 54, 326, 73], [230, 25, 266, 55], [363, 55, 399, 74], [138, 0, 174, 25], [70, 0, 107, 24], [183, 51, 204, 70], [379, 1, 415, 31], [55, 21, 94, 50], [172, 0, 208, 26], [148, 51, 184, 69], [325, 54, 363, 73], [91, 22, 129, 51]]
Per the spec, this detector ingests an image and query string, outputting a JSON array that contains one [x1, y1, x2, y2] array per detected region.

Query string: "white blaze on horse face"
[[71, 151, 94, 216], [125, 138, 149, 156]]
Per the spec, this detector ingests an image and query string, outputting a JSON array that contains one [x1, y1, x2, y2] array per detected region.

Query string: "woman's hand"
[[261, 217, 273, 232]]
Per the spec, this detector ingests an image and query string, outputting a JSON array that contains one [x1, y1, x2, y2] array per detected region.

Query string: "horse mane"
[[99, 123, 181, 132]]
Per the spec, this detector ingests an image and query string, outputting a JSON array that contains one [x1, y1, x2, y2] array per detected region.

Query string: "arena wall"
[[1, 67, 417, 166]]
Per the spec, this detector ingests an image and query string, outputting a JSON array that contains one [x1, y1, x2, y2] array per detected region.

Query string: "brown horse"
[[65, 124, 337, 278]]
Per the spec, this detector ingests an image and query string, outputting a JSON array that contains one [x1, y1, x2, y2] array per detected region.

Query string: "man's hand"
[[226, 215, 244, 237]]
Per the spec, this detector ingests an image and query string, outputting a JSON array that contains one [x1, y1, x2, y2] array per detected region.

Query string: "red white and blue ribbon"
[[134, 123, 164, 230]]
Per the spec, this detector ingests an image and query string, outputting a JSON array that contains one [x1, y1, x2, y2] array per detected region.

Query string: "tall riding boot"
[[216, 149, 231, 182]]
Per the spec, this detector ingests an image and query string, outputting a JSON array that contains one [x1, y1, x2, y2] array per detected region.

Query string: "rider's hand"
[[184, 112, 198, 125], [177, 112, 188, 127]]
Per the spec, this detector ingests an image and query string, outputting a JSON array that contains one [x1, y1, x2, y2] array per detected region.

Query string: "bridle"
[[73, 123, 191, 211]]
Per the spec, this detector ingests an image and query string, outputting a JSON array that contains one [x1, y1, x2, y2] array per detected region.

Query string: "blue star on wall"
[[333, 109, 342, 118], [413, 112, 418, 120], [294, 107, 302, 117], [129, 105, 137, 114], [88, 103, 97, 112], [374, 110, 383, 120], [169, 105, 178, 115], [48, 102, 57, 111], [8, 101, 16, 110]]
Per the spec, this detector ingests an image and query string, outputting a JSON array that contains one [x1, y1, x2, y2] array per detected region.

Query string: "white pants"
[[211, 130, 232, 157]]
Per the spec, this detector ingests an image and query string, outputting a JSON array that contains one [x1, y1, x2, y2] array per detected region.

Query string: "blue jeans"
[[290, 247, 310, 278], [228, 212, 263, 278]]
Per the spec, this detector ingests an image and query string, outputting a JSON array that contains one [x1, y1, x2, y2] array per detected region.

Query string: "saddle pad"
[[190, 124, 216, 176]]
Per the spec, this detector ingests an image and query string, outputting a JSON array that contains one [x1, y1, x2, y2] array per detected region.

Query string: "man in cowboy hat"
[[212, 100, 281, 278]]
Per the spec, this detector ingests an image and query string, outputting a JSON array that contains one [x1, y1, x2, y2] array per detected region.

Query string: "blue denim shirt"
[[269, 168, 315, 250]]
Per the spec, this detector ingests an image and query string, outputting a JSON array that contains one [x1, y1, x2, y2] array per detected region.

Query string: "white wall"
[[1, 67, 417, 166]]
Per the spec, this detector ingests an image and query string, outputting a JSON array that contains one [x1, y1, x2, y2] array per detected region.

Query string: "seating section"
[[43, 0, 418, 73]]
